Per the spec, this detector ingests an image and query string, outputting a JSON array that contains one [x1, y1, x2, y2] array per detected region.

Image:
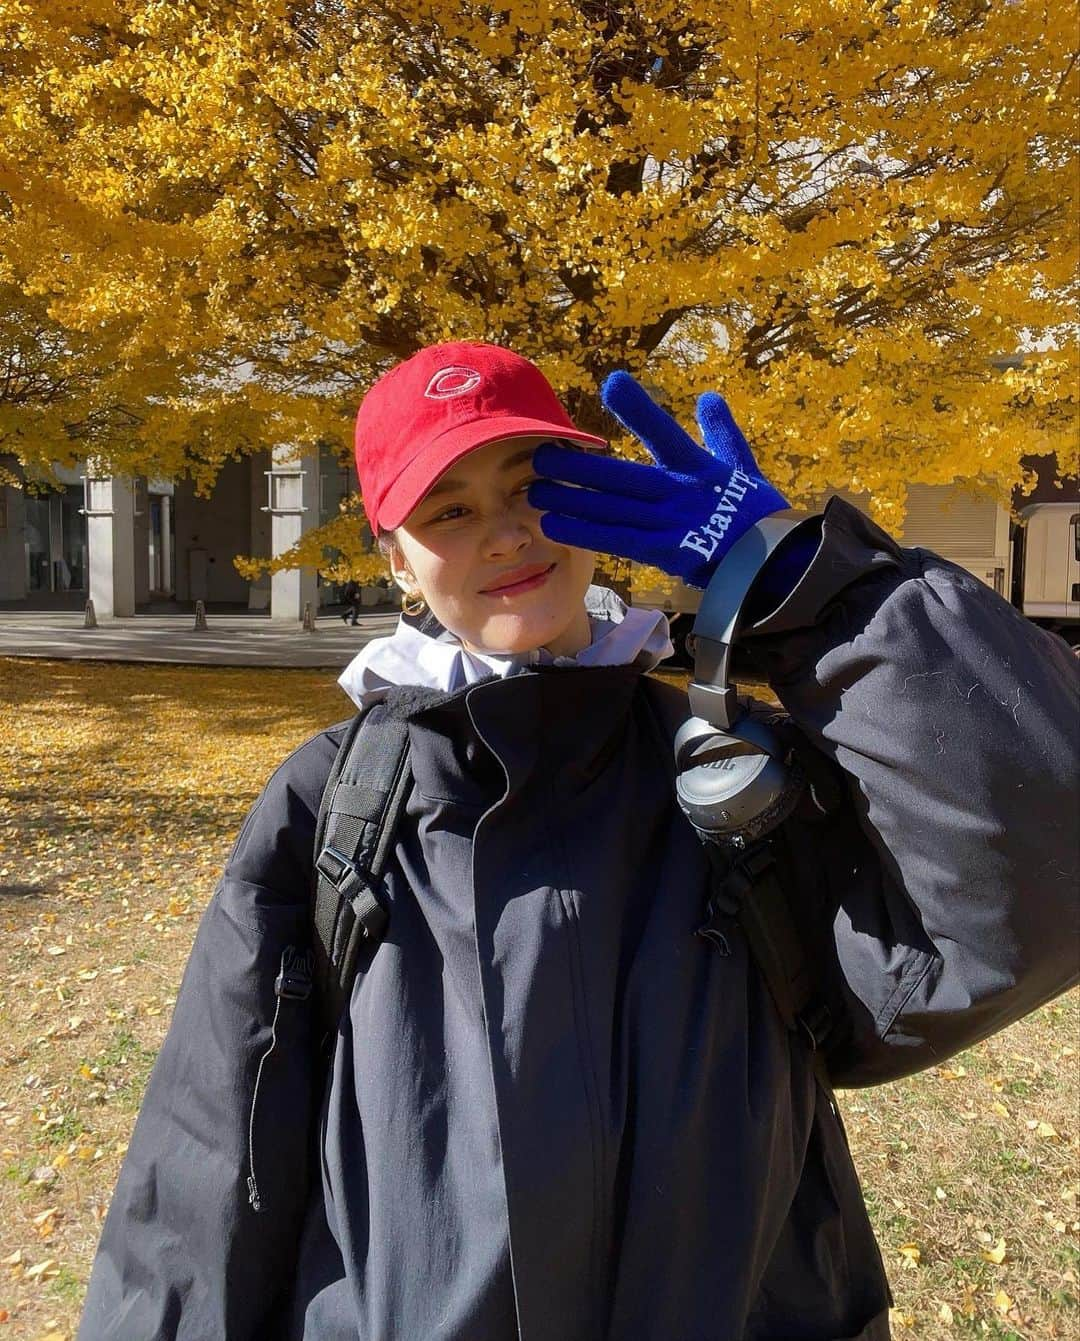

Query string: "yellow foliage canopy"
[[1, 0, 1076, 571]]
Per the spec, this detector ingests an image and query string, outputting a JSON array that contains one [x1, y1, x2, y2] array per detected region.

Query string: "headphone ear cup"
[[719, 759, 803, 844], [674, 714, 803, 841]]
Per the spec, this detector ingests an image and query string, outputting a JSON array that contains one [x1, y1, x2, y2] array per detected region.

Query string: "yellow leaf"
[[938, 1301, 954, 1324], [993, 1289, 1013, 1314], [25, 1256, 58, 1279], [980, 1237, 1007, 1264], [897, 1242, 921, 1267], [990, 1101, 1010, 1118]]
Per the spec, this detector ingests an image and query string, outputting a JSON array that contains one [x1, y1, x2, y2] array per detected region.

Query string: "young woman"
[[79, 343, 1078, 1341]]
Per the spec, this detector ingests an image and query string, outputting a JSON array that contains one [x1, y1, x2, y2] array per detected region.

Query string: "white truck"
[[631, 486, 1080, 662]]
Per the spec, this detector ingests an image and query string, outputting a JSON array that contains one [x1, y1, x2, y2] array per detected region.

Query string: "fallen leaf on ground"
[[980, 1236, 1007, 1264], [24, 1257, 58, 1280]]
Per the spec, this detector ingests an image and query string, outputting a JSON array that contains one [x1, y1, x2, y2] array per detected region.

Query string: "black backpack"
[[309, 697, 837, 1071]]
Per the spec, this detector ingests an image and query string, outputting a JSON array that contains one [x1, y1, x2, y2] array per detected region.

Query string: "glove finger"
[[528, 478, 670, 530], [695, 392, 759, 475], [600, 371, 709, 475], [538, 511, 655, 565], [533, 441, 674, 502]]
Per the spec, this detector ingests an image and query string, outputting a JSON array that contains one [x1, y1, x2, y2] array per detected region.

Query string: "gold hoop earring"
[[401, 590, 427, 617]]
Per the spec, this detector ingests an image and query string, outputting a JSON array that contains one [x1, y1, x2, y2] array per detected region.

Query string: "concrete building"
[[2, 444, 1072, 622], [0, 447, 367, 619]]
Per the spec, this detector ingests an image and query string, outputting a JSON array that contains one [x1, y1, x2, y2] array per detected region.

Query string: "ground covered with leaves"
[[0, 658, 1076, 1340]]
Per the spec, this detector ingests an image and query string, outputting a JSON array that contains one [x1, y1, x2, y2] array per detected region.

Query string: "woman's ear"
[[385, 537, 417, 595]]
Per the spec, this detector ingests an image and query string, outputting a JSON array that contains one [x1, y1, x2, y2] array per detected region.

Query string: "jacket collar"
[[338, 586, 672, 707]]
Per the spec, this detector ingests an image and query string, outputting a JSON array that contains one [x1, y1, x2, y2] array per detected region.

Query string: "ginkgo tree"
[[0, 0, 1076, 576]]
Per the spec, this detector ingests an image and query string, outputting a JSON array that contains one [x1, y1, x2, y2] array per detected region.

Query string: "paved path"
[[0, 610, 400, 668]]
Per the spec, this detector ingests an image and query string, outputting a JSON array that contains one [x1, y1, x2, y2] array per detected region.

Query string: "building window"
[[264, 469, 307, 514]]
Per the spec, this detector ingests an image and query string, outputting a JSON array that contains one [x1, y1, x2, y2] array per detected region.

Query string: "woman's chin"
[[464, 611, 588, 659], [467, 621, 556, 657]]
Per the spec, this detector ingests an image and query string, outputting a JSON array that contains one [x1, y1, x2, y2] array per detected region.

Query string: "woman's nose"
[[482, 503, 534, 557]]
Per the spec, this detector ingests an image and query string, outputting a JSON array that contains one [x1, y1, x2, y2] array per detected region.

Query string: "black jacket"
[[78, 500, 1079, 1340]]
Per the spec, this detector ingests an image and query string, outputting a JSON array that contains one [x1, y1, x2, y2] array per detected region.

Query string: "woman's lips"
[[479, 563, 557, 596]]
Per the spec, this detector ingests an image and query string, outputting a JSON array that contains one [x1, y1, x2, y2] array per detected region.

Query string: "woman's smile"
[[479, 562, 557, 596]]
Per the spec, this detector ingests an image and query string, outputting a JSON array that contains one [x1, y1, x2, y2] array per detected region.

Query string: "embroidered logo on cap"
[[424, 366, 481, 399]]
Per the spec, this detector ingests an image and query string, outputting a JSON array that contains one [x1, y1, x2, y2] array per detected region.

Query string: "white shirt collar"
[[337, 586, 673, 707]]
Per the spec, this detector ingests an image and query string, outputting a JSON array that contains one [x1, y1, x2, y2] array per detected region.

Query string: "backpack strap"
[[701, 840, 834, 1079], [311, 704, 413, 1041]]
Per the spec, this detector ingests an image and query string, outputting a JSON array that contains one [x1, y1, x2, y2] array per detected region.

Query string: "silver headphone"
[[675, 516, 815, 846]]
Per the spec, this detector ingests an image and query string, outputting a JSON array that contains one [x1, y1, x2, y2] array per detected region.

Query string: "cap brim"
[[375, 415, 607, 532]]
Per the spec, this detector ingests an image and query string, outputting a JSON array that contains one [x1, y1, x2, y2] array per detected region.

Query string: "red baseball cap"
[[354, 341, 606, 533]]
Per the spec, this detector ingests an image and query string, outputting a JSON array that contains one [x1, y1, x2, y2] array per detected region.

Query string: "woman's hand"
[[528, 372, 788, 589]]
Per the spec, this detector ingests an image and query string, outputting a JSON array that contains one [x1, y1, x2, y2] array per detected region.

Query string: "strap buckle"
[[275, 946, 313, 1001], [707, 842, 776, 916], [315, 845, 362, 890], [315, 845, 388, 942]]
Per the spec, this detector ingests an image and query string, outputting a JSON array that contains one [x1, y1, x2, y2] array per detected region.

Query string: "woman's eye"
[[429, 505, 467, 524]]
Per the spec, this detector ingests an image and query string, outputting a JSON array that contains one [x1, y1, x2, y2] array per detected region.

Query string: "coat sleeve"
[[741, 497, 1079, 1087], [76, 724, 345, 1341]]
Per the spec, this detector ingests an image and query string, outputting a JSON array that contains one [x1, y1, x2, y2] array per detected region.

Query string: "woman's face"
[[386, 435, 596, 658]]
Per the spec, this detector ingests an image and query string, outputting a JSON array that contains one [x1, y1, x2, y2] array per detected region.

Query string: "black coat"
[[78, 500, 1079, 1340]]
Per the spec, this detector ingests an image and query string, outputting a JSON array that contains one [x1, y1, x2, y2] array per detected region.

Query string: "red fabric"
[[354, 342, 606, 533]]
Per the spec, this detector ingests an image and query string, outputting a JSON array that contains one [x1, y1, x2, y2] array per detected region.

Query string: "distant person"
[[79, 342, 1079, 1341], [339, 579, 362, 626]]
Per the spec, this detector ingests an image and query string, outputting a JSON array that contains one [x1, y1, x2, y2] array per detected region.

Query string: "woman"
[[78, 342, 1078, 1340]]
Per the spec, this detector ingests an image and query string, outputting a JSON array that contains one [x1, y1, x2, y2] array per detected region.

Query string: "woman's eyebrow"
[[500, 445, 543, 471]]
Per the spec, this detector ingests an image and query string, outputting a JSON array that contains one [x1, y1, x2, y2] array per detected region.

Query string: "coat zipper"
[[246, 945, 313, 1213]]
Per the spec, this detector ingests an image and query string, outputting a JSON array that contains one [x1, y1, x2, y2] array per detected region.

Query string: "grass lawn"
[[0, 657, 1076, 1340]]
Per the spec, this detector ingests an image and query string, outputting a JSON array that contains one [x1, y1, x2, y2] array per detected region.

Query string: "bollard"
[[83, 599, 97, 629], [302, 601, 317, 632], [193, 600, 208, 631]]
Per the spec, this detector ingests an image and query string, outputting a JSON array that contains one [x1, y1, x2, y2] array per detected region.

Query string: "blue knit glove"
[[529, 372, 789, 589]]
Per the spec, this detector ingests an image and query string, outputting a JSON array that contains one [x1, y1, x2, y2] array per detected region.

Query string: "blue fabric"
[[529, 372, 789, 589]]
